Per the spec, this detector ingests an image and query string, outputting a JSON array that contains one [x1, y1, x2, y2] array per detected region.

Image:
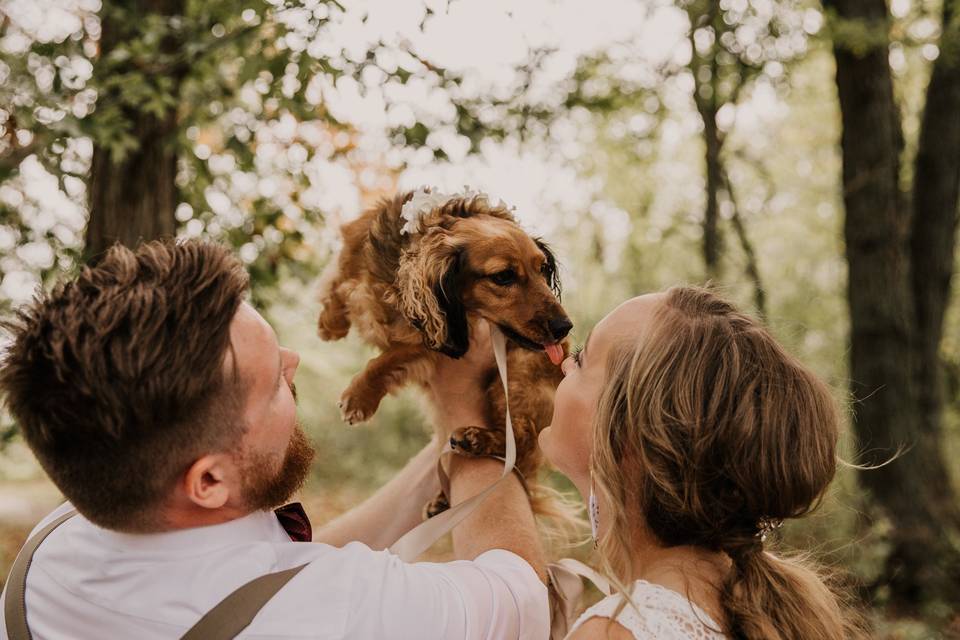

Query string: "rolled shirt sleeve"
[[342, 545, 550, 640]]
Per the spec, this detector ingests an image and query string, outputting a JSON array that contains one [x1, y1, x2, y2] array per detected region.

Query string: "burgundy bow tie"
[[274, 502, 312, 542]]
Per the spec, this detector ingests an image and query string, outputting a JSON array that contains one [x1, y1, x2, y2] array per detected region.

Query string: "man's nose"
[[547, 317, 573, 341]]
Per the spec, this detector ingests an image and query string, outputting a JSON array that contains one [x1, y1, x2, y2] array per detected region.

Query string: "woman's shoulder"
[[567, 580, 727, 640]]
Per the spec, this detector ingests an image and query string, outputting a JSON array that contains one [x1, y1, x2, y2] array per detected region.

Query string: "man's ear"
[[181, 453, 233, 510], [395, 229, 470, 358]]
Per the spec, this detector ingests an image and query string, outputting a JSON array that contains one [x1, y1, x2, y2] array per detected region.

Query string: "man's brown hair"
[[0, 239, 250, 531]]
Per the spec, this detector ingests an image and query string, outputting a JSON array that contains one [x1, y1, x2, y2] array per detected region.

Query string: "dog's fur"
[[318, 191, 571, 516]]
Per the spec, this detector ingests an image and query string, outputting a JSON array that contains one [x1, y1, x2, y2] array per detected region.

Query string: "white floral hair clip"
[[399, 186, 511, 235], [756, 516, 784, 542]]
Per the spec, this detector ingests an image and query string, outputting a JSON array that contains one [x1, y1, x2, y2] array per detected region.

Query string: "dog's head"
[[395, 196, 571, 359]]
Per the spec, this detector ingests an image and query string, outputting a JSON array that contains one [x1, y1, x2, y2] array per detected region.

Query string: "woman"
[[537, 286, 864, 639]]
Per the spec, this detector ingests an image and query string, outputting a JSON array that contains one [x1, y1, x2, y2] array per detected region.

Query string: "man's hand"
[[426, 320, 497, 436]]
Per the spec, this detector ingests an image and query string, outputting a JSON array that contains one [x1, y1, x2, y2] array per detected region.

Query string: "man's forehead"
[[224, 302, 276, 384]]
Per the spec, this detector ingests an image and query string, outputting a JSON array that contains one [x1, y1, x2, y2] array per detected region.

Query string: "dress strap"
[[567, 581, 727, 640]]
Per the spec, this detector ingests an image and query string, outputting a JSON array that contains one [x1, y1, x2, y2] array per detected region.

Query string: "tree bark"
[[687, 6, 723, 280], [700, 98, 722, 280], [720, 167, 766, 317], [910, 0, 960, 520], [84, 0, 184, 261], [825, 0, 960, 606], [86, 118, 179, 260]]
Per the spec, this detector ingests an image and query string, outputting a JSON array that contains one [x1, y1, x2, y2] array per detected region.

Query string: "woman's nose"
[[290, 351, 300, 373], [282, 348, 300, 374]]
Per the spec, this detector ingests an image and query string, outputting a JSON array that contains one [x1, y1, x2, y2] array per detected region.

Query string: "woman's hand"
[[426, 320, 496, 436]]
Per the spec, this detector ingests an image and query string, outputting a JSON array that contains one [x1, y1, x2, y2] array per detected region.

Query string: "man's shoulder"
[[26, 501, 76, 538], [8, 512, 548, 640], [13, 511, 394, 638]]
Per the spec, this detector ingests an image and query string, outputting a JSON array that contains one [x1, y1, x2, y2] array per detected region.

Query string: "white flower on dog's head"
[[399, 186, 489, 235]]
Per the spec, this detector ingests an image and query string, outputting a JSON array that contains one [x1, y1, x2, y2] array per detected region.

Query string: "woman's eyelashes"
[[572, 344, 583, 367]]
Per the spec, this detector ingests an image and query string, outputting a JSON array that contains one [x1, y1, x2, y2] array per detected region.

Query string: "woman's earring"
[[588, 481, 600, 548]]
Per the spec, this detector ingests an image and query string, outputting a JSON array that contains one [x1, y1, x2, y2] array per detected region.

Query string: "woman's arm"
[[310, 437, 441, 549]]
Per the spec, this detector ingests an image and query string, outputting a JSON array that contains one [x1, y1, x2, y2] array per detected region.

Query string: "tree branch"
[[719, 166, 766, 318]]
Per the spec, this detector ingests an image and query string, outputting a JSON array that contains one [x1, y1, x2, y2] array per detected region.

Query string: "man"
[[0, 239, 548, 639]]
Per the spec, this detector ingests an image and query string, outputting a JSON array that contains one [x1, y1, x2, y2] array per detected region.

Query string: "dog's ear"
[[396, 230, 470, 358], [434, 251, 469, 358], [535, 238, 562, 300]]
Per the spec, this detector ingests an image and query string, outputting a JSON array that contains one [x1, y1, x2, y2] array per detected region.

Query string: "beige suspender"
[[177, 563, 308, 640], [3, 511, 307, 640], [4, 511, 77, 640]]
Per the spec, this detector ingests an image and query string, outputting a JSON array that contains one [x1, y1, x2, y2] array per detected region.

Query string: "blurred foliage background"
[[0, 0, 958, 636]]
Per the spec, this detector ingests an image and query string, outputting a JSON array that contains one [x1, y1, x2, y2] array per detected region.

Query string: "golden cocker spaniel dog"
[[317, 189, 572, 516]]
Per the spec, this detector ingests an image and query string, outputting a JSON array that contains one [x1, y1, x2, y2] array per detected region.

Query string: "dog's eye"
[[540, 261, 553, 276], [490, 269, 517, 286]]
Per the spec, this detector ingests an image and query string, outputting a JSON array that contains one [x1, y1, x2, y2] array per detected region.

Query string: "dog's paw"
[[424, 493, 450, 519], [337, 389, 379, 425], [317, 312, 351, 341], [449, 426, 504, 457], [318, 324, 350, 341]]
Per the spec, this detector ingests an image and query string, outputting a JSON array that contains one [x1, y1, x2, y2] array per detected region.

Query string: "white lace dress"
[[568, 579, 727, 639]]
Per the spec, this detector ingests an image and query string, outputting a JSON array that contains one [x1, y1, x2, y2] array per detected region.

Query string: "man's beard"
[[238, 422, 315, 512]]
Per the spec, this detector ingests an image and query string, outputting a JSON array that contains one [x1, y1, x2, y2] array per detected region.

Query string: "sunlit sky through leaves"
[[0, 0, 818, 304]]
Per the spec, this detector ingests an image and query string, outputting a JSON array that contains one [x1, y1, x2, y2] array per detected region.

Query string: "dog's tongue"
[[545, 343, 564, 366]]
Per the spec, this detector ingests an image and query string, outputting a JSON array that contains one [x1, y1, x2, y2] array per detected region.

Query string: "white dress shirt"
[[0, 502, 549, 639]]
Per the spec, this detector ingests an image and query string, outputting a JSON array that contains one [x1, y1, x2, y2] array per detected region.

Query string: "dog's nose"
[[548, 317, 573, 341]]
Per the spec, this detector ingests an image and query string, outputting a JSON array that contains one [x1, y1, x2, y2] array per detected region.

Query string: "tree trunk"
[[910, 0, 960, 521], [686, 5, 723, 280], [825, 0, 960, 607], [701, 99, 722, 280], [86, 118, 179, 260], [720, 167, 766, 318], [84, 0, 183, 261]]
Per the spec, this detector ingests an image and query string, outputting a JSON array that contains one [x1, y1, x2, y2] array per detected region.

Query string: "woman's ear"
[[395, 229, 470, 358]]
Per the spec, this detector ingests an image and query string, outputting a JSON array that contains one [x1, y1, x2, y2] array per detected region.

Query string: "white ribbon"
[[388, 326, 515, 560], [386, 326, 609, 640]]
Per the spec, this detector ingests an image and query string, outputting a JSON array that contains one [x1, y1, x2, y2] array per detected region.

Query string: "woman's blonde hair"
[[591, 285, 865, 639]]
